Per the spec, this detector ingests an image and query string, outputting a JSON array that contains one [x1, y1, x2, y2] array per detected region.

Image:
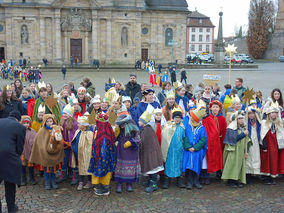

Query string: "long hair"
[[163, 100, 179, 121], [60, 116, 76, 131], [14, 79, 23, 98], [162, 81, 171, 90], [266, 113, 281, 128], [0, 90, 20, 111], [47, 83, 54, 94], [271, 88, 284, 107]]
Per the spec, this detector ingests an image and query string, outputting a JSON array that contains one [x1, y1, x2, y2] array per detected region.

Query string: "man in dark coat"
[[61, 65, 67, 80], [125, 74, 141, 101], [0, 111, 26, 213]]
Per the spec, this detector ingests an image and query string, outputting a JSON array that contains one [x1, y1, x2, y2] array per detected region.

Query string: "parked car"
[[231, 56, 242, 64], [241, 56, 254, 63], [279, 56, 284, 62]]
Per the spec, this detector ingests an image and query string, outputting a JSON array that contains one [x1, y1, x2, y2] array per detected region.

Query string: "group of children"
[[14, 77, 284, 197]]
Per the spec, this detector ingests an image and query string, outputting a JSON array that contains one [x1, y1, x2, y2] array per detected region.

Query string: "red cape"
[[203, 115, 223, 173], [216, 115, 227, 151], [27, 97, 35, 120]]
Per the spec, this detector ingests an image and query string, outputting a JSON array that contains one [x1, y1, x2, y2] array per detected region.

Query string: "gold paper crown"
[[173, 81, 183, 90], [3, 84, 12, 91], [38, 81, 46, 89], [171, 107, 183, 115], [108, 77, 116, 84], [38, 104, 46, 113], [77, 115, 89, 126], [196, 99, 206, 108], [270, 101, 280, 109], [104, 87, 120, 105], [231, 95, 241, 104], [139, 110, 153, 124], [166, 90, 175, 99], [77, 87, 86, 95], [63, 104, 75, 116], [191, 106, 206, 123]]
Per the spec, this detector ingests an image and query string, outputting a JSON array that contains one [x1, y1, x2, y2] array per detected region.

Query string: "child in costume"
[[88, 113, 116, 196], [183, 106, 207, 189], [20, 88, 35, 119], [29, 114, 65, 190], [122, 96, 138, 126], [149, 108, 167, 146], [71, 116, 94, 190], [245, 107, 261, 182], [260, 106, 284, 184], [175, 82, 190, 117], [77, 87, 90, 115], [222, 111, 251, 188], [57, 104, 79, 184], [162, 90, 183, 121], [20, 116, 37, 186], [31, 104, 45, 133], [101, 98, 109, 113], [87, 95, 102, 125], [114, 114, 140, 193], [200, 100, 223, 185], [162, 71, 169, 83], [161, 108, 187, 189], [139, 111, 164, 193]]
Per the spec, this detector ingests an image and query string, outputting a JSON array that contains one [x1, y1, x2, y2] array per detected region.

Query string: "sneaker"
[[77, 182, 83, 191], [145, 180, 158, 193], [95, 185, 110, 196], [83, 181, 92, 189]]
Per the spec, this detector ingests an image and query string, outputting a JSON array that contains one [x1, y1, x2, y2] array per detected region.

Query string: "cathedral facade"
[[0, 0, 189, 65]]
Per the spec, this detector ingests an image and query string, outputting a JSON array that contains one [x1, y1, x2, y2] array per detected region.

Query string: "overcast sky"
[[187, 0, 250, 38]]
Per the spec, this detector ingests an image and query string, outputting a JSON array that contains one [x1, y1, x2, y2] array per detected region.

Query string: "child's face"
[[93, 102, 101, 110], [269, 112, 277, 120], [40, 91, 48, 99], [101, 102, 108, 109], [167, 98, 175, 106], [155, 113, 162, 121], [123, 101, 131, 109], [62, 112, 70, 120], [211, 104, 220, 115], [248, 112, 255, 120], [233, 102, 241, 111], [74, 104, 80, 111], [23, 122, 30, 129], [45, 118, 54, 127], [139, 121, 144, 127], [112, 101, 121, 110], [237, 118, 244, 126], [174, 116, 182, 124], [22, 90, 29, 99], [78, 93, 85, 100], [37, 112, 44, 121]]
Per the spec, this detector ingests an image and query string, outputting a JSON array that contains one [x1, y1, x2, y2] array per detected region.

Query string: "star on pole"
[[225, 44, 237, 56], [242, 87, 255, 104]]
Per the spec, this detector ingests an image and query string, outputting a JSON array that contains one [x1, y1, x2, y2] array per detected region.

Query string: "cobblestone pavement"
[[0, 175, 283, 213]]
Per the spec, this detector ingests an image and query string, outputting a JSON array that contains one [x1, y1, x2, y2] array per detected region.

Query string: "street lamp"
[[225, 44, 237, 84]]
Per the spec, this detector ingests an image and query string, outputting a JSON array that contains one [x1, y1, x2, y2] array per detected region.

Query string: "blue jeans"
[[62, 149, 78, 172]]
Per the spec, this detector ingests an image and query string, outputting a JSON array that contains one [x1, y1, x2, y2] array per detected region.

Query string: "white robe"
[[246, 126, 260, 175]]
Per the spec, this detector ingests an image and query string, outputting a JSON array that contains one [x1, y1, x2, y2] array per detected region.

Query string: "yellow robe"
[[31, 120, 42, 133]]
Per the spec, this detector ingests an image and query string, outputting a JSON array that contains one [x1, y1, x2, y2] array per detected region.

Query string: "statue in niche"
[[21, 25, 29, 44], [121, 27, 128, 46]]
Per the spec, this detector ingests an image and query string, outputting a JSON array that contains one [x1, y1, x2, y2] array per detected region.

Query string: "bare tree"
[[247, 0, 276, 59]]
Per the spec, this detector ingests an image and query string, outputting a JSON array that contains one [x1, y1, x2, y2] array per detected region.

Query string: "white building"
[[186, 10, 215, 54]]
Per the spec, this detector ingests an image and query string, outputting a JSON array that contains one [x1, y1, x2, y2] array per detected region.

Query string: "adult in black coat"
[[125, 74, 141, 101], [0, 111, 26, 213], [61, 65, 67, 80], [0, 86, 23, 118]]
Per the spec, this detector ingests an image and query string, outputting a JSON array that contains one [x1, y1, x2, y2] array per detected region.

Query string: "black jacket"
[[0, 99, 23, 118], [0, 117, 26, 185], [125, 82, 141, 101]]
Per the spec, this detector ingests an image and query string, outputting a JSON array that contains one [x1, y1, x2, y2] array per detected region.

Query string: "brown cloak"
[[29, 114, 64, 167]]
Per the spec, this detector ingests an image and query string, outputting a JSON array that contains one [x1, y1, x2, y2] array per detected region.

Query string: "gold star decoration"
[[225, 44, 237, 56], [45, 96, 58, 109], [242, 87, 255, 104]]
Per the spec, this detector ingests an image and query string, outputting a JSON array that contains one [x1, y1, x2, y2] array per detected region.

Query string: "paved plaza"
[[0, 62, 284, 213]]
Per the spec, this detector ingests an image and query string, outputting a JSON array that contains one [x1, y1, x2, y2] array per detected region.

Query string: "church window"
[[165, 28, 173, 47]]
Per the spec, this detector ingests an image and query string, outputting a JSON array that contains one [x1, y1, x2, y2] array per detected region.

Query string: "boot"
[[21, 166, 27, 186], [28, 167, 37, 185], [44, 173, 51, 190], [96, 185, 110, 196], [126, 183, 133, 192], [70, 171, 79, 185], [176, 176, 186, 188], [116, 183, 122, 193], [51, 174, 58, 189], [145, 174, 158, 193], [186, 171, 193, 190], [193, 172, 202, 189], [162, 176, 170, 189], [56, 170, 67, 183]]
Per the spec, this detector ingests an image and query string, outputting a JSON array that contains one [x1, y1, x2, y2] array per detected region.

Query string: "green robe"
[[33, 97, 61, 124], [221, 130, 251, 184]]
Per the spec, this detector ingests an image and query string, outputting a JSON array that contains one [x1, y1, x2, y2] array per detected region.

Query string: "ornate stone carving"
[[121, 26, 128, 46], [61, 8, 92, 32]]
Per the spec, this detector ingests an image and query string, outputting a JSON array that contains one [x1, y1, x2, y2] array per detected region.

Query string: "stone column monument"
[[214, 12, 225, 64]]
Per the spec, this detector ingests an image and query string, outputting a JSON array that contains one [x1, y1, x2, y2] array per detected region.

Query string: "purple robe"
[[114, 131, 140, 183], [22, 128, 36, 162]]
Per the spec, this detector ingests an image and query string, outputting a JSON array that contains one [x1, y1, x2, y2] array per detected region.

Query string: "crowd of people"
[[0, 70, 283, 211]]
